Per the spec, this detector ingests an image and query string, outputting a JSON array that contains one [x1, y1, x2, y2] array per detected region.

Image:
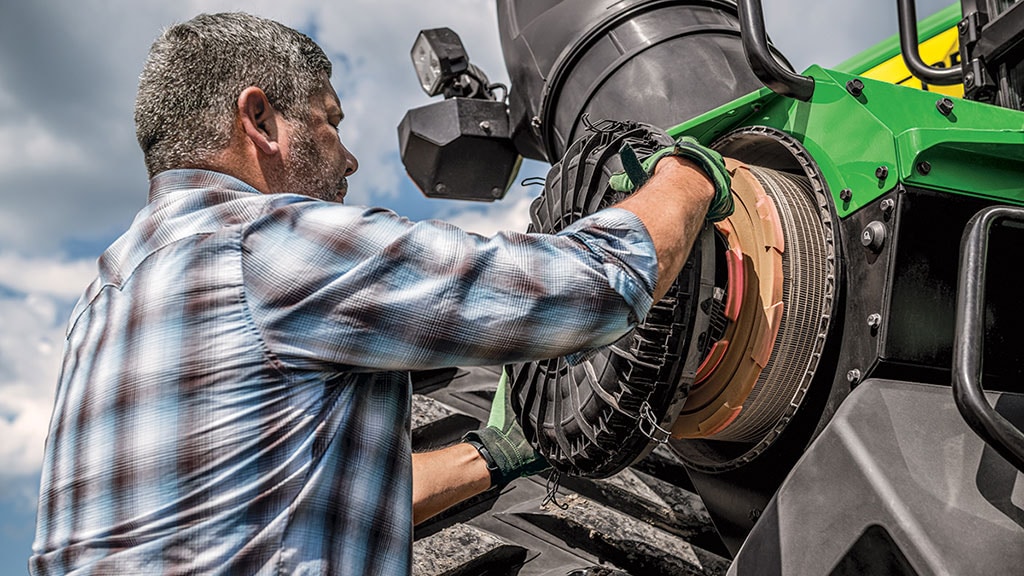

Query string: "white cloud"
[[0, 116, 90, 175], [0, 294, 69, 479], [0, 212, 35, 251], [0, 253, 97, 299], [0, 254, 94, 481], [443, 192, 536, 237]]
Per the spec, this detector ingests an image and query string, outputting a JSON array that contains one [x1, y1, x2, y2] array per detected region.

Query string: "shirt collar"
[[148, 169, 263, 203]]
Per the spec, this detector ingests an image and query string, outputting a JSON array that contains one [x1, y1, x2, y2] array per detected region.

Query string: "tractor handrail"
[[736, 0, 814, 101], [897, 0, 964, 85], [953, 204, 1024, 473]]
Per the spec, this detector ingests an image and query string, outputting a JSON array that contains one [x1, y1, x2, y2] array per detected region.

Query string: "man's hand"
[[610, 135, 734, 222], [462, 369, 549, 488]]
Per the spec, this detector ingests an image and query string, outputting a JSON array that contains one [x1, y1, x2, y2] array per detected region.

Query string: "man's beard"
[[282, 127, 348, 203]]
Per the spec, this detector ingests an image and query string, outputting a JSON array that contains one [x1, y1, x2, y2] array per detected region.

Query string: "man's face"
[[281, 83, 358, 203]]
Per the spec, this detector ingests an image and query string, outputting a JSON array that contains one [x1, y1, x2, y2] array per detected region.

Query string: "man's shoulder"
[[248, 195, 407, 236]]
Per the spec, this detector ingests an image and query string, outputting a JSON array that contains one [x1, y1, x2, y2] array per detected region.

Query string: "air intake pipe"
[[495, 0, 793, 162]]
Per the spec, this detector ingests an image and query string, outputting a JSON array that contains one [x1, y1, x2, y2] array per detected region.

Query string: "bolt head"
[[846, 78, 864, 97], [861, 220, 887, 251], [875, 166, 889, 180]]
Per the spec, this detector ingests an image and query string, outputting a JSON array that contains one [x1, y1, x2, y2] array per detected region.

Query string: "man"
[[30, 11, 731, 576]]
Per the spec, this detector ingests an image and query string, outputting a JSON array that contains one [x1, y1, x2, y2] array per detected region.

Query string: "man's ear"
[[238, 87, 281, 157]]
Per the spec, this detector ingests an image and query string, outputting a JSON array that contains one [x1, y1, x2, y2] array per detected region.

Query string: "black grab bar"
[[897, 0, 964, 85], [953, 205, 1024, 473], [736, 0, 814, 101]]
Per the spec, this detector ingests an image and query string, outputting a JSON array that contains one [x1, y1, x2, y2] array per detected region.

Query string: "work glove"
[[462, 368, 549, 488], [608, 135, 734, 222]]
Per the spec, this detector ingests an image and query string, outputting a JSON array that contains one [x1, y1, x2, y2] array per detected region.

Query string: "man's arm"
[[412, 443, 492, 525], [614, 156, 714, 303], [416, 366, 552, 525], [412, 154, 722, 526]]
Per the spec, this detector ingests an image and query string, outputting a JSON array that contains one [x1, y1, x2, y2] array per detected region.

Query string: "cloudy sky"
[[0, 0, 954, 571]]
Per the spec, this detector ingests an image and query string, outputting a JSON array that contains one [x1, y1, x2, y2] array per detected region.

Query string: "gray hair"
[[135, 12, 332, 177]]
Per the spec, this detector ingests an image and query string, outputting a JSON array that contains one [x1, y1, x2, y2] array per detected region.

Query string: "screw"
[[847, 369, 862, 384], [917, 161, 932, 175], [936, 97, 955, 116], [530, 116, 542, 129], [434, 183, 448, 195], [861, 220, 887, 251], [479, 120, 492, 133], [959, 20, 967, 35], [880, 198, 895, 214], [840, 188, 853, 202], [846, 78, 864, 97], [965, 72, 975, 89], [867, 313, 882, 329], [491, 187, 503, 198], [875, 166, 889, 180]]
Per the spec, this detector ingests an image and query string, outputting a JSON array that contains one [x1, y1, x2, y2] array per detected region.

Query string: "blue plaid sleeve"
[[242, 198, 658, 372]]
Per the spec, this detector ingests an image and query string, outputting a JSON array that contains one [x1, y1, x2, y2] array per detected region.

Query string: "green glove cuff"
[[462, 370, 549, 487], [609, 136, 735, 223]]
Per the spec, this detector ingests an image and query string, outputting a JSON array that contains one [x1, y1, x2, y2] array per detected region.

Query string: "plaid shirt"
[[31, 169, 658, 575]]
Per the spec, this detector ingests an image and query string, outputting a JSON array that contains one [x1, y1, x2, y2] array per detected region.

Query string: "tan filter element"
[[672, 159, 785, 438]]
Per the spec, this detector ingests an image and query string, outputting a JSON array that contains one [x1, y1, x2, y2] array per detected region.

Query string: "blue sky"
[[0, 0, 954, 573]]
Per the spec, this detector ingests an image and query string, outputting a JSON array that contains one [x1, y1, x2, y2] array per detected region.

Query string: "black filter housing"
[[496, 0, 792, 162]]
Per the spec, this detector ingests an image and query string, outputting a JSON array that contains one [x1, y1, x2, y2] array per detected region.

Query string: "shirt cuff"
[[558, 207, 658, 336]]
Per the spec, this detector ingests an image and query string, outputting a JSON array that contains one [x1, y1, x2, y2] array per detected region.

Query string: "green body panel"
[[669, 66, 1024, 218]]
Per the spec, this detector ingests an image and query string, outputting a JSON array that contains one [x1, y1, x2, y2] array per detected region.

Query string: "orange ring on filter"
[[671, 159, 785, 439], [722, 245, 745, 321], [675, 219, 760, 428], [693, 242, 744, 386], [693, 339, 728, 388]]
